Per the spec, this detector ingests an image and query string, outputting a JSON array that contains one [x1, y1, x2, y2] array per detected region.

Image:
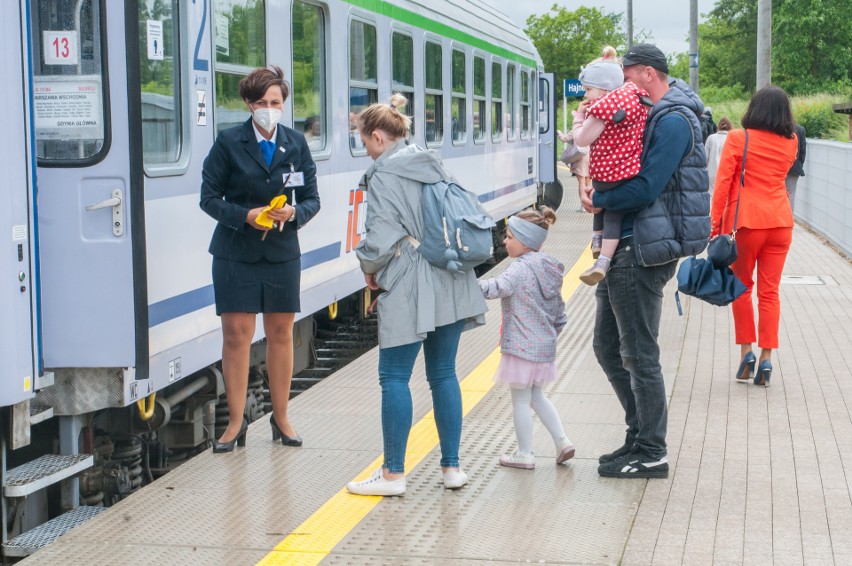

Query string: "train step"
[[4, 454, 94, 498], [29, 404, 54, 425], [2, 506, 105, 557]]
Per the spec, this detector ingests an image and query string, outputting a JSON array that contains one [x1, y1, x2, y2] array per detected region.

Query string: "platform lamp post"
[[756, 0, 771, 88], [689, 0, 699, 93], [626, 0, 633, 49]]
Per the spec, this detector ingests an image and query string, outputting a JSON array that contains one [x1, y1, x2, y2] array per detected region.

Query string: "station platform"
[[21, 168, 852, 565]]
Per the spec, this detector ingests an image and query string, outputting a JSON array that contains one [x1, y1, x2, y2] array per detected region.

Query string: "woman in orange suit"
[[710, 86, 798, 387]]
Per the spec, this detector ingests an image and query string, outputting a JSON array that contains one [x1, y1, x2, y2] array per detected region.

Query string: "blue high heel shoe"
[[754, 359, 772, 387], [735, 352, 756, 382]]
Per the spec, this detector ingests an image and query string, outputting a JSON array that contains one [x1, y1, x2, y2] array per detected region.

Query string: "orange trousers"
[[730, 227, 792, 349]]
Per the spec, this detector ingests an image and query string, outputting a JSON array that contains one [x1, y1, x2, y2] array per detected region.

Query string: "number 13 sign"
[[43, 31, 79, 65]]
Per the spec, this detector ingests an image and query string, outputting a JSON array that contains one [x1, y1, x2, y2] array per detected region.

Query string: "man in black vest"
[[580, 44, 710, 479]]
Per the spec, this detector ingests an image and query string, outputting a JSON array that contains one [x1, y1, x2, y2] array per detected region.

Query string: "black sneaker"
[[598, 442, 634, 464], [598, 452, 669, 479]]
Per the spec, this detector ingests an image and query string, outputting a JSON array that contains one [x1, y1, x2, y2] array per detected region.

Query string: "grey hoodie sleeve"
[[554, 303, 568, 335], [355, 173, 409, 274], [479, 261, 521, 299]]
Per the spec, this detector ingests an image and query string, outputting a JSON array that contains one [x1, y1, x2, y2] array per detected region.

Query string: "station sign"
[[564, 79, 585, 98]]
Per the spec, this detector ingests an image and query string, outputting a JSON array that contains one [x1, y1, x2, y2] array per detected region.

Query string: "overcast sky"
[[484, 0, 717, 57]]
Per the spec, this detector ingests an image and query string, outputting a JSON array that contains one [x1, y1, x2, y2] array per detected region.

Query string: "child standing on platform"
[[572, 46, 649, 285], [479, 207, 574, 469]]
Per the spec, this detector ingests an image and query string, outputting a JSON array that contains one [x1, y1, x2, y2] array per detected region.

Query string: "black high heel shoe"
[[270, 415, 302, 447], [735, 352, 756, 382], [212, 417, 248, 453], [754, 359, 772, 387]]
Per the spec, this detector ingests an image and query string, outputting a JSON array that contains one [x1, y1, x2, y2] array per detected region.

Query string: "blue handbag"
[[675, 131, 749, 312]]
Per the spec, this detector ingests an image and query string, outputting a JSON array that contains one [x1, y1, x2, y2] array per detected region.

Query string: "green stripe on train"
[[343, 0, 539, 68]]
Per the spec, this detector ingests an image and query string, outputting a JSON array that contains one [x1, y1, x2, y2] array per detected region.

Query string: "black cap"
[[622, 44, 669, 74]]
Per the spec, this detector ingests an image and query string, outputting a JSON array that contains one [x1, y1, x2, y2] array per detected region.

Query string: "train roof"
[[352, 0, 543, 69]]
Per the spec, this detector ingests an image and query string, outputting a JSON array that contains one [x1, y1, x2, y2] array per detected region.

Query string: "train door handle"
[[85, 189, 125, 237]]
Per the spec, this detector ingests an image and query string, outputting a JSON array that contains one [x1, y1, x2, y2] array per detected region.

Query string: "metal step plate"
[[4, 454, 93, 497], [3, 506, 105, 557]]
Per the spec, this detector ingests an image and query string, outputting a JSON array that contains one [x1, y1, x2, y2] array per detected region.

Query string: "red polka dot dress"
[[586, 82, 649, 183]]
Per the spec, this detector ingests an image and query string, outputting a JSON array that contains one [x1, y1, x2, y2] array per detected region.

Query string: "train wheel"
[[540, 180, 564, 210]]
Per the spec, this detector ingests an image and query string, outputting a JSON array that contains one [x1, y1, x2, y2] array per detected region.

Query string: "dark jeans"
[[592, 238, 677, 460]]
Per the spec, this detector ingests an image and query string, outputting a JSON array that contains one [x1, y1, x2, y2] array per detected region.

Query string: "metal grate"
[[4, 454, 93, 497], [3, 506, 105, 557]]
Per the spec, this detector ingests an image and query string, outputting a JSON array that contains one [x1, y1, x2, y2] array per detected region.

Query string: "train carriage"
[[0, 0, 557, 555]]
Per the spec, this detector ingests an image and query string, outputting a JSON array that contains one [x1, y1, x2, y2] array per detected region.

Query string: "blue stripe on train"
[[478, 177, 536, 203], [148, 241, 341, 327]]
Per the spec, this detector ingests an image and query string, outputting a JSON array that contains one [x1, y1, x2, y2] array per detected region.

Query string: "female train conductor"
[[200, 65, 320, 452]]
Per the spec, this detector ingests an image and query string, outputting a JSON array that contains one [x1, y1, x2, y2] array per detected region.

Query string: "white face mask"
[[252, 107, 282, 132]]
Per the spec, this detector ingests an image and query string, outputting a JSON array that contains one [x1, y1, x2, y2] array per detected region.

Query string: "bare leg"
[[759, 347, 772, 364], [264, 312, 298, 437], [220, 312, 256, 443]]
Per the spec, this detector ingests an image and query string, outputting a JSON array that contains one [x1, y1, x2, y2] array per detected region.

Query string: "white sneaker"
[[443, 468, 469, 489], [499, 451, 535, 469], [346, 468, 405, 496], [556, 439, 576, 464]]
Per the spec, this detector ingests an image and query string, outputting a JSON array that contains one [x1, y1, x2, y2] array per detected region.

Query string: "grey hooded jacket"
[[479, 251, 567, 362], [355, 140, 486, 349], [632, 79, 711, 266]]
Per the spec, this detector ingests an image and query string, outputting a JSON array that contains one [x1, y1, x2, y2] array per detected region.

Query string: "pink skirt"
[[494, 353, 558, 389]]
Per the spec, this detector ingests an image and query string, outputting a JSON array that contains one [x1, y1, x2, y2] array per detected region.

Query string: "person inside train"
[[199, 65, 321, 452], [570, 46, 650, 286], [479, 206, 575, 470], [711, 86, 799, 387], [346, 93, 486, 496]]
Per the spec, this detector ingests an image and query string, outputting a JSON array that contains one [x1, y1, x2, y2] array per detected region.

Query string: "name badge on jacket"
[[284, 172, 305, 187]]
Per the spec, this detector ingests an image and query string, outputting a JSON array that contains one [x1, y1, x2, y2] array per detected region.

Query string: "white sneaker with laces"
[[443, 468, 469, 489], [346, 468, 405, 496], [499, 451, 535, 470]]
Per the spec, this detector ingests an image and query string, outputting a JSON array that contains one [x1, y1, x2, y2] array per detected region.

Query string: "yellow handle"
[[136, 393, 156, 421], [328, 301, 338, 320]]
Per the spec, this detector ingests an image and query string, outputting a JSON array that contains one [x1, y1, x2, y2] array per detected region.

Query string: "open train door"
[[1, 0, 39, 411], [29, 0, 145, 381], [537, 73, 563, 209]]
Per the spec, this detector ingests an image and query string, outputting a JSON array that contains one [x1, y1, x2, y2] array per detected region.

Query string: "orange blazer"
[[710, 128, 798, 236]]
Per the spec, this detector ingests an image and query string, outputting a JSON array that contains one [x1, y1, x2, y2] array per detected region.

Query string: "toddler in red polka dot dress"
[[571, 47, 651, 285]]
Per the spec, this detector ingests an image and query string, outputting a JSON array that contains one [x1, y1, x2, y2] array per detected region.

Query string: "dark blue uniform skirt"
[[212, 257, 301, 315]]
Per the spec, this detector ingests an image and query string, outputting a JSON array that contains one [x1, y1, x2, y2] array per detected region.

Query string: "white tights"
[[510, 385, 570, 455]]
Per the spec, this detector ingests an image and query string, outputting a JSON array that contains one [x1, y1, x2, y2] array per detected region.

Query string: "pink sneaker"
[[556, 441, 576, 464]]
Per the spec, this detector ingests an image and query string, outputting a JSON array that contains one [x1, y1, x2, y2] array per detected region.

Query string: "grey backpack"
[[406, 180, 495, 271]]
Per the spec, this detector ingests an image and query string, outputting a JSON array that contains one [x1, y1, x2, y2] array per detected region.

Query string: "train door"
[[30, 1, 143, 370], [537, 73, 563, 209], [1, 0, 39, 406]]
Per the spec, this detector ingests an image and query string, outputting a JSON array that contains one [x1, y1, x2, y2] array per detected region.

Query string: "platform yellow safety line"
[[257, 247, 592, 565]]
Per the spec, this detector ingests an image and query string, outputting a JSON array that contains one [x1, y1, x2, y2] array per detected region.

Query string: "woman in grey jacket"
[[479, 208, 574, 470], [346, 94, 487, 497]]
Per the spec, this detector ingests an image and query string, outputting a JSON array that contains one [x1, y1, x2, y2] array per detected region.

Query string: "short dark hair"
[[239, 65, 290, 103], [741, 86, 795, 138]]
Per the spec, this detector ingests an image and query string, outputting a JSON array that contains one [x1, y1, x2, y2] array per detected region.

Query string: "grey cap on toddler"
[[579, 60, 624, 92]]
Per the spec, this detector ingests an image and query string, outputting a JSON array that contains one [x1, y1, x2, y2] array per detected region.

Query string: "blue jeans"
[[378, 320, 465, 473], [593, 239, 677, 460]]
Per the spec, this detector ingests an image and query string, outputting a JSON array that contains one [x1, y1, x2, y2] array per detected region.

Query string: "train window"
[[520, 70, 530, 139], [424, 41, 443, 146], [506, 64, 516, 141], [391, 31, 415, 136], [349, 19, 377, 153], [451, 49, 466, 144], [292, 1, 327, 153], [139, 0, 182, 165], [491, 61, 503, 142], [472, 56, 485, 144], [213, 0, 266, 134], [30, 0, 108, 164]]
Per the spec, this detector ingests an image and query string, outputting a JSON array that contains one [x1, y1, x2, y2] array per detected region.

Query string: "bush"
[[792, 95, 850, 140]]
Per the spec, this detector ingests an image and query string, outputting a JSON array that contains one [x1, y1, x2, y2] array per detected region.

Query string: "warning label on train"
[[33, 77, 104, 141]]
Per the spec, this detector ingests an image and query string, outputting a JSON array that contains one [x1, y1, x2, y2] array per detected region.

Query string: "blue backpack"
[[407, 180, 496, 271]]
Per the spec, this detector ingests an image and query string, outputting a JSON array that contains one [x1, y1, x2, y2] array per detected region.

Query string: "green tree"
[[524, 5, 624, 98]]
